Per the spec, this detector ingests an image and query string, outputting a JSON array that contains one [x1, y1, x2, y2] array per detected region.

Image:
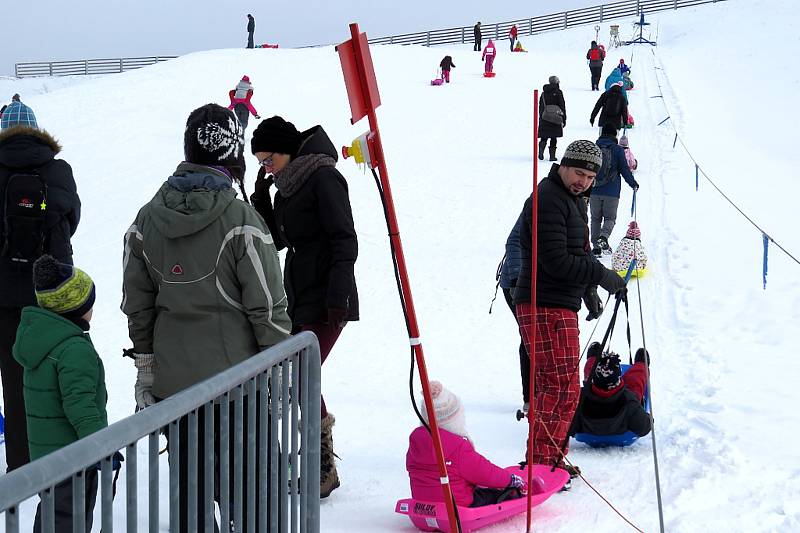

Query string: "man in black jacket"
[[246, 14, 255, 48], [474, 22, 482, 51], [590, 83, 628, 131], [512, 140, 626, 474], [0, 113, 81, 472]]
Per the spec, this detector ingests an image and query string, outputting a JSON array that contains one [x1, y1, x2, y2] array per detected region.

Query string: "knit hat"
[[601, 123, 618, 136], [420, 381, 467, 437], [241, 75, 250, 83], [183, 103, 245, 179], [618, 135, 629, 148], [251, 116, 303, 156], [1, 100, 38, 130], [33, 255, 96, 318], [592, 352, 622, 391], [561, 140, 603, 173], [548, 75, 560, 85], [625, 221, 641, 239]]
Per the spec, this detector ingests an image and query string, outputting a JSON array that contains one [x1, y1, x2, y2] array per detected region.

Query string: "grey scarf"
[[273, 153, 336, 197]]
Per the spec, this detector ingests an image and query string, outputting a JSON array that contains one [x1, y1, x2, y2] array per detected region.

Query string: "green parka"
[[13, 307, 107, 461], [121, 163, 291, 399]]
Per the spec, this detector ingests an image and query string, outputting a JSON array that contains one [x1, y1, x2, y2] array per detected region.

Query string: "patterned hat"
[[592, 351, 622, 391], [626, 221, 641, 239], [33, 255, 96, 318], [1, 100, 38, 130], [561, 140, 603, 173], [184, 103, 245, 179]]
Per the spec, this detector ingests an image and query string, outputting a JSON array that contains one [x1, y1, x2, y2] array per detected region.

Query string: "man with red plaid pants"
[[512, 139, 626, 480]]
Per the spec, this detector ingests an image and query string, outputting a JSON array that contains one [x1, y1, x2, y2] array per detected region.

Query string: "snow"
[[2, 0, 800, 530]]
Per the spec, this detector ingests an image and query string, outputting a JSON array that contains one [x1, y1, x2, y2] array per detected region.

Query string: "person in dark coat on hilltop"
[[590, 82, 628, 131], [569, 343, 651, 438], [474, 21, 482, 51], [538, 75, 567, 162], [586, 40, 606, 90], [250, 116, 359, 499], [246, 14, 255, 49], [439, 55, 456, 83], [512, 140, 626, 479], [0, 105, 81, 473]]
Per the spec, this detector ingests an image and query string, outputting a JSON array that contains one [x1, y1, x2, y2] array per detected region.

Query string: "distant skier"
[[246, 14, 255, 49], [482, 39, 496, 74], [538, 75, 566, 161], [473, 21, 482, 51], [227, 75, 261, 129], [439, 55, 456, 83], [590, 82, 628, 131], [509, 24, 518, 51], [586, 40, 606, 91]]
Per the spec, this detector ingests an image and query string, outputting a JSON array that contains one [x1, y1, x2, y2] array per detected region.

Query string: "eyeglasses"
[[259, 153, 275, 167]]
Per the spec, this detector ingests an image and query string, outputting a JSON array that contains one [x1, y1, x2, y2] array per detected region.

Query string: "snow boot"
[[635, 348, 650, 365], [537, 139, 546, 160], [548, 145, 557, 162], [557, 462, 581, 491], [597, 235, 611, 254], [320, 414, 340, 499]]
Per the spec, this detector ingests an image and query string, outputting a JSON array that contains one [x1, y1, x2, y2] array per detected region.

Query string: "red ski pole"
[[526, 89, 540, 533], [337, 23, 461, 533]]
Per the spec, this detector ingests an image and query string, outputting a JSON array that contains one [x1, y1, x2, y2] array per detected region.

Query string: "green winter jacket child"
[[13, 306, 107, 461]]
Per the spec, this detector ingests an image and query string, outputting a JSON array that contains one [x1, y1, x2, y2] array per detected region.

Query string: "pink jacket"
[[482, 41, 496, 60], [227, 88, 259, 117], [406, 426, 511, 507]]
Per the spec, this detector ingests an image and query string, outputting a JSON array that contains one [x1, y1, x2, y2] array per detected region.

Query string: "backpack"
[[1, 173, 48, 264], [594, 144, 617, 188], [589, 48, 602, 61]]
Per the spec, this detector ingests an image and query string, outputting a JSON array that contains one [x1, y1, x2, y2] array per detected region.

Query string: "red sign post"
[[337, 23, 461, 533]]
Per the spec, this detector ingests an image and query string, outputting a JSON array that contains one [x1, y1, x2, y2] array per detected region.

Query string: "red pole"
[[347, 23, 461, 533], [526, 89, 540, 533]]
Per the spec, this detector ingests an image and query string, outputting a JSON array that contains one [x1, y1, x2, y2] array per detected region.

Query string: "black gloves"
[[599, 269, 627, 295], [583, 285, 602, 321], [590, 118, 595, 126]]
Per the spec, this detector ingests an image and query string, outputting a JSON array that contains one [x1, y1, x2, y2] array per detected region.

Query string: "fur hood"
[[0, 125, 61, 154]]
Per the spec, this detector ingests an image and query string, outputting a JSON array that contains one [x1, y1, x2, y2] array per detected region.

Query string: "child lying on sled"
[[406, 381, 538, 507]]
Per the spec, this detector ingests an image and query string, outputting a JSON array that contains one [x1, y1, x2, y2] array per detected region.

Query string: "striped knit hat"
[[626, 221, 641, 239], [561, 140, 603, 173], [32, 255, 96, 318]]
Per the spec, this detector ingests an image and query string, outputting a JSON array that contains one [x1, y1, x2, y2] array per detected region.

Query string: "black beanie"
[[592, 352, 622, 391], [184, 104, 245, 179], [251, 116, 302, 156]]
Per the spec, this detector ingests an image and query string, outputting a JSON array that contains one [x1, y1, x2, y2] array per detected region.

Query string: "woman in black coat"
[[250, 115, 358, 498], [538, 76, 567, 161]]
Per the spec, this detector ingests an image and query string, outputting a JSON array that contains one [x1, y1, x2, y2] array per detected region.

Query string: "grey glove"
[[583, 285, 602, 321], [134, 353, 156, 410], [599, 269, 627, 295]]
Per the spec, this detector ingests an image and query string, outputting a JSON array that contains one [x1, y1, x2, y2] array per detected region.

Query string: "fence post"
[[390, 36, 394, 44], [529, 18, 533, 35], [49, 63, 53, 76], [564, 11, 569, 29], [15, 64, 18, 77], [637, 0, 641, 14], [495, 23, 499, 39], [461, 27, 465, 43], [600, 5, 604, 22], [84, 60, 88, 75], [426, 31, 430, 46]]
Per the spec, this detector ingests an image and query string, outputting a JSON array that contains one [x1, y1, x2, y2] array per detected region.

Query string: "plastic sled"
[[395, 465, 568, 532], [573, 364, 650, 448], [483, 72, 496, 78], [431, 78, 444, 86], [616, 267, 646, 278]]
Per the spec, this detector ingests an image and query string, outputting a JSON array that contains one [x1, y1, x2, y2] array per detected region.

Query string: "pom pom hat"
[[419, 381, 468, 437]]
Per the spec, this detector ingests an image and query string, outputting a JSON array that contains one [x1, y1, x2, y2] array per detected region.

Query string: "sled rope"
[[650, 48, 800, 270]]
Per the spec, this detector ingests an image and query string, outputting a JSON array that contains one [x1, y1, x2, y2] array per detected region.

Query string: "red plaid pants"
[[515, 304, 581, 465]]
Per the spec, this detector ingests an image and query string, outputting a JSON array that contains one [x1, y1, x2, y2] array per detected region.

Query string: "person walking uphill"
[[590, 82, 628, 131], [14, 255, 105, 532], [246, 13, 255, 48], [121, 104, 291, 532], [482, 39, 497, 74], [586, 40, 606, 91], [439, 55, 456, 83], [509, 24, 518, 51], [473, 21, 482, 51], [0, 104, 81, 473], [538, 75, 566, 162], [512, 140, 627, 477], [227, 74, 261, 129], [250, 116, 359, 499]]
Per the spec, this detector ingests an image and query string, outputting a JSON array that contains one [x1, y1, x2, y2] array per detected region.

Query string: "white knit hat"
[[420, 381, 468, 437]]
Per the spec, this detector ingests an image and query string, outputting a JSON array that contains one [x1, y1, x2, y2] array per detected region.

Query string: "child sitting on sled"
[[569, 344, 652, 438], [406, 381, 534, 507], [513, 41, 528, 52], [612, 221, 647, 275]]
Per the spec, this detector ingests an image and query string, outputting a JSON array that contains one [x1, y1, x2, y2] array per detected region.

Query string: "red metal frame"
[[526, 90, 540, 533], [337, 23, 461, 533]]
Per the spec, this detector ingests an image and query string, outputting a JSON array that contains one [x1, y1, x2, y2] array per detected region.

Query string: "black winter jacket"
[[538, 83, 566, 139], [252, 126, 359, 326], [439, 56, 456, 71], [0, 126, 80, 308], [474, 24, 481, 39], [247, 17, 255, 33], [569, 386, 652, 437], [590, 85, 628, 129], [512, 165, 608, 311]]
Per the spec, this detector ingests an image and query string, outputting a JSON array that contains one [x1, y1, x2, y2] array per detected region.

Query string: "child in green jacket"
[[13, 254, 106, 532]]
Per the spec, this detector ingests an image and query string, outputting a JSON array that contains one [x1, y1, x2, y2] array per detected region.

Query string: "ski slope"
[[1, 0, 799, 531]]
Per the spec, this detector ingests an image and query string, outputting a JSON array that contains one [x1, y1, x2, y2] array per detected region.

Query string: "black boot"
[[548, 145, 557, 161], [537, 139, 546, 160], [635, 348, 650, 365]]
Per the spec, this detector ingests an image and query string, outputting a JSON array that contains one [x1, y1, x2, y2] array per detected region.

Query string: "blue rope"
[[695, 164, 699, 191], [763, 233, 769, 290]]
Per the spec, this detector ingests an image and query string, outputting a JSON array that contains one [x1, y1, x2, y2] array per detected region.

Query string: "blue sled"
[[573, 364, 650, 448]]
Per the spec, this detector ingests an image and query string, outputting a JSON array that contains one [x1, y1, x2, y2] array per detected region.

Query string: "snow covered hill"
[[1, 0, 799, 531]]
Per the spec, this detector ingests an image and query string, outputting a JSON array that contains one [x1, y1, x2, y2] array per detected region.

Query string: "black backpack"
[[1, 172, 48, 264], [594, 144, 617, 188]]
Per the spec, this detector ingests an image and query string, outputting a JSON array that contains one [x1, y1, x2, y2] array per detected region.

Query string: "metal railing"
[[368, 0, 726, 46], [0, 332, 321, 533], [14, 56, 176, 78]]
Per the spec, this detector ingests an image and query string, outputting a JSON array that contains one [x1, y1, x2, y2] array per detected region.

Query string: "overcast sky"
[[3, 0, 603, 76]]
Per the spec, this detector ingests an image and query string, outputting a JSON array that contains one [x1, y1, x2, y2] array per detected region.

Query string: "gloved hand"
[[134, 353, 156, 410], [583, 285, 602, 321], [327, 308, 347, 329], [93, 451, 125, 472], [633, 182, 639, 191], [508, 473, 528, 494], [590, 118, 595, 126], [252, 170, 273, 202], [599, 269, 627, 295]]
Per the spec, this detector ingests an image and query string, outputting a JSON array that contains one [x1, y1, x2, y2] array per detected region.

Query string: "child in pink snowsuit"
[[227, 75, 261, 129], [482, 40, 496, 73], [406, 381, 529, 507]]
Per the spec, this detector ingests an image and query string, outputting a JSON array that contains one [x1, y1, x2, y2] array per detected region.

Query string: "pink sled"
[[395, 465, 568, 533]]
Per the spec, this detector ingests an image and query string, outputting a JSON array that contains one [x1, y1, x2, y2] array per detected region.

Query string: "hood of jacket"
[[295, 125, 339, 161], [14, 306, 87, 370], [148, 163, 238, 239], [0, 126, 61, 168], [542, 82, 560, 94]]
